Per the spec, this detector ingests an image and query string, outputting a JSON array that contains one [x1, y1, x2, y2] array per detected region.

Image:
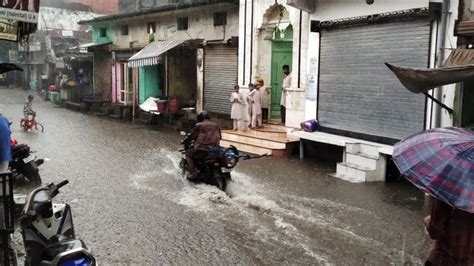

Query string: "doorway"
[[270, 25, 293, 120]]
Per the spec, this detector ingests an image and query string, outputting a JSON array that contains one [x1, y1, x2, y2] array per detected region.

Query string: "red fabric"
[[427, 198, 474, 265]]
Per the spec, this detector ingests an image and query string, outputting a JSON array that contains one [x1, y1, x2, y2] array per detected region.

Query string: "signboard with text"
[[0, 0, 40, 23], [0, 19, 18, 41]]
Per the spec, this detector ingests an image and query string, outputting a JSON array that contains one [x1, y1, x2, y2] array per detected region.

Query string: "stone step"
[[346, 153, 379, 169], [346, 142, 380, 158], [336, 162, 374, 183], [225, 129, 287, 139], [328, 173, 365, 184], [256, 124, 288, 133], [220, 140, 272, 156], [222, 132, 287, 150]]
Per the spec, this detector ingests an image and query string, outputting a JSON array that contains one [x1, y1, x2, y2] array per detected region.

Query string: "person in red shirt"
[[424, 197, 474, 266]]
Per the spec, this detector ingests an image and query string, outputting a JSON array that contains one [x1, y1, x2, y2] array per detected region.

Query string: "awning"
[[444, 48, 474, 67], [456, 20, 474, 37], [385, 62, 474, 94], [128, 40, 186, 68], [385, 49, 474, 94]]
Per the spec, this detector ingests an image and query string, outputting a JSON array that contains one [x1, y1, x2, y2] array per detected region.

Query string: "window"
[[214, 12, 227, 26], [121, 25, 129, 36], [147, 22, 156, 34], [99, 27, 107, 38], [177, 17, 188, 31]]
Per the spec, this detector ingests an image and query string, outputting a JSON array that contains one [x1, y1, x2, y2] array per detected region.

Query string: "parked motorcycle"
[[179, 132, 248, 191], [9, 139, 43, 186], [20, 180, 96, 266]]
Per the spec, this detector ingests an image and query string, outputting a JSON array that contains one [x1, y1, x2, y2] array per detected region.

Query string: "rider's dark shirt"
[[188, 120, 221, 150]]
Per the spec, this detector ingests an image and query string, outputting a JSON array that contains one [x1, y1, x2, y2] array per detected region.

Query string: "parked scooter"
[[20, 180, 96, 265], [179, 132, 249, 191], [10, 139, 43, 186]]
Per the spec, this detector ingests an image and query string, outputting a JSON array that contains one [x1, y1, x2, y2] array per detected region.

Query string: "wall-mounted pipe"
[[298, 9, 302, 88], [250, 0, 254, 83], [434, 0, 450, 127], [242, 0, 247, 85]]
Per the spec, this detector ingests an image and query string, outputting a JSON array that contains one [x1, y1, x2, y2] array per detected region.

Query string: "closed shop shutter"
[[318, 18, 430, 140], [204, 45, 238, 114]]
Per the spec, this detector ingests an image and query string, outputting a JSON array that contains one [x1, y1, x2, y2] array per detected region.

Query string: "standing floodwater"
[[1, 88, 433, 265]]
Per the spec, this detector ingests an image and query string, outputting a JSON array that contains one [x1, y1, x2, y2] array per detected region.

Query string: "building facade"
[[240, 0, 459, 143], [81, 1, 240, 117]]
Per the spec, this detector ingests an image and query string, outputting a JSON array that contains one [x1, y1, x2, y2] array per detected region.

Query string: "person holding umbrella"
[[393, 127, 474, 265]]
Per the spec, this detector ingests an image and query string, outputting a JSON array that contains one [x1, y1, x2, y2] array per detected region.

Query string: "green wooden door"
[[271, 40, 292, 119], [138, 65, 161, 104]]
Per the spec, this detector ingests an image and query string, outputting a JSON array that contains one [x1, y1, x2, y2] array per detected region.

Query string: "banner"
[[0, 0, 40, 23], [0, 18, 18, 41]]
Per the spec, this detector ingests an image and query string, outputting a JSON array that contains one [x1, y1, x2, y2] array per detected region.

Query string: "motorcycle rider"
[[23, 94, 36, 118], [184, 111, 221, 180]]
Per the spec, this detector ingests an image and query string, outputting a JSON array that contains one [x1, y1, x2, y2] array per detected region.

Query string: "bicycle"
[[20, 115, 44, 132]]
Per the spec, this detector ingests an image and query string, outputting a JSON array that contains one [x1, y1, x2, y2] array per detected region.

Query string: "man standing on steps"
[[281, 65, 292, 125]]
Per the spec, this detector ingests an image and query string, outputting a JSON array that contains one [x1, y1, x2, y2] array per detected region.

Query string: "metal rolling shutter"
[[204, 45, 238, 114], [318, 18, 430, 140]]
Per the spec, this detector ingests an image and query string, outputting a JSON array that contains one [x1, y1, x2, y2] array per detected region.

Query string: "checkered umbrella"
[[393, 127, 474, 213]]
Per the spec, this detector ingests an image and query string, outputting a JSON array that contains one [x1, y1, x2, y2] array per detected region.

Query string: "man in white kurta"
[[256, 77, 270, 122], [281, 65, 292, 124], [249, 86, 262, 129]]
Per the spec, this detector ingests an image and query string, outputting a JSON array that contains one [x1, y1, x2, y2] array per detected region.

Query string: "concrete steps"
[[220, 140, 272, 156], [220, 125, 299, 157], [332, 142, 387, 183]]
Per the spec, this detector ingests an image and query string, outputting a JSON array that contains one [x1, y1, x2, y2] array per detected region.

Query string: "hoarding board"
[[0, 0, 40, 23], [0, 18, 18, 41]]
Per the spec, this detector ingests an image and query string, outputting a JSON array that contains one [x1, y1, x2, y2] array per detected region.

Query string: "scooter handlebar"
[[56, 180, 69, 189]]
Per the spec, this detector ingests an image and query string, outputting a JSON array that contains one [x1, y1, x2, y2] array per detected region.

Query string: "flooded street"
[[1, 88, 434, 265]]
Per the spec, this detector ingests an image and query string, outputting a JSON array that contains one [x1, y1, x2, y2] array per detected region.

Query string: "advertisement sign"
[[0, 0, 40, 23], [0, 19, 18, 41]]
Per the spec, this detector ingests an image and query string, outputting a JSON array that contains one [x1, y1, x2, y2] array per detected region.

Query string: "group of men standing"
[[230, 65, 292, 130]]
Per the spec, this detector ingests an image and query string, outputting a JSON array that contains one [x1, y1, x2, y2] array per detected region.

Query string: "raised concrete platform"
[[221, 125, 299, 157], [291, 130, 394, 183], [292, 131, 394, 155]]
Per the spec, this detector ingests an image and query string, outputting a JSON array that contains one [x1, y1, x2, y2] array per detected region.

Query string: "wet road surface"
[[1, 88, 434, 265]]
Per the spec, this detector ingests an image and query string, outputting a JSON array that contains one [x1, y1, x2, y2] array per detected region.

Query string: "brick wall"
[[92, 46, 112, 101], [65, 0, 119, 14]]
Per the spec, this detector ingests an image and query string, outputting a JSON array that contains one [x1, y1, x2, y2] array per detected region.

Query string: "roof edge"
[[78, 0, 237, 25]]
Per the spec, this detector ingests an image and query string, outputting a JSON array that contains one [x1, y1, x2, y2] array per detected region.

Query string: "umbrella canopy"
[[393, 127, 474, 213], [0, 63, 23, 75]]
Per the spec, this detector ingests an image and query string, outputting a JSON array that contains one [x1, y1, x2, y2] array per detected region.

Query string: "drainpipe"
[[435, 0, 450, 127], [242, 0, 247, 85]]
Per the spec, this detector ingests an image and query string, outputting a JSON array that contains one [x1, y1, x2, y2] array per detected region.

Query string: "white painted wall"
[[238, 0, 308, 127], [440, 0, 459, 128], [310, 0, 429, 21], [112, 4, 239, 49], [304, 30, 319, 121]]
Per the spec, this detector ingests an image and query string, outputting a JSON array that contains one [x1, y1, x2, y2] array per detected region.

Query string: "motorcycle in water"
[[10, 139, 43, 186], [179, 132, 249, 191], [20, 180, 96, 265]]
